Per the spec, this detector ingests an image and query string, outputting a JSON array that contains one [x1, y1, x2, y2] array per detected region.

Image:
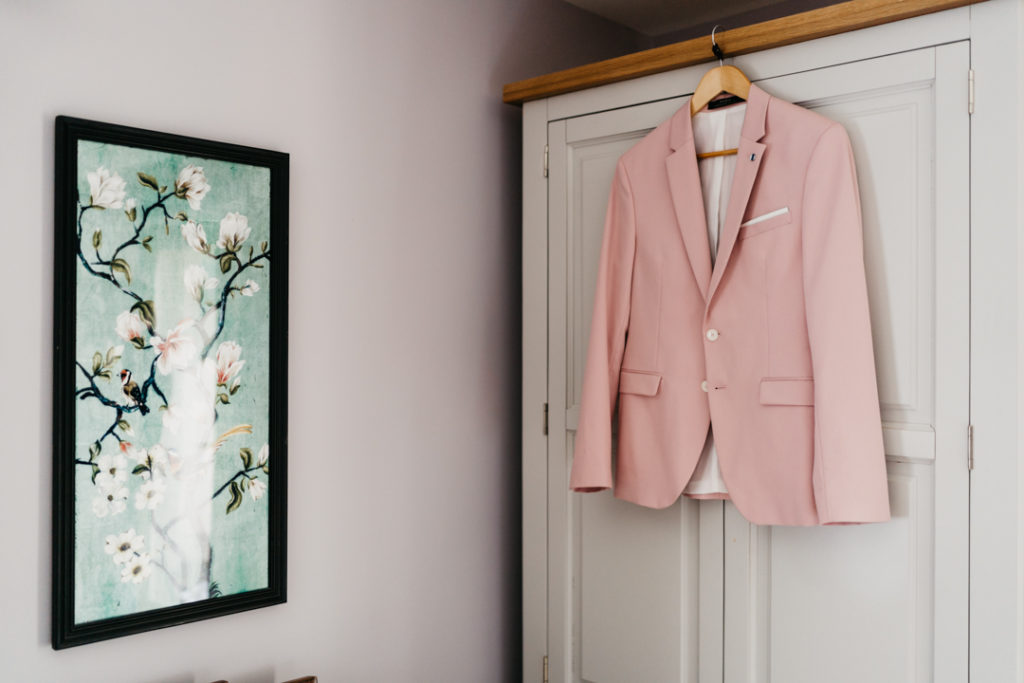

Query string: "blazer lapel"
[[666, 139, 712, 301], [707, 84, 770, 302]]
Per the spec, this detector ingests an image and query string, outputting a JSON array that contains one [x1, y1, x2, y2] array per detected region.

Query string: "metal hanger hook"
[[711, 24, 725, 66]]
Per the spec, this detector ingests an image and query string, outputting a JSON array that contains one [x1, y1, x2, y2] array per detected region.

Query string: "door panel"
[[545, 42, 969, 683], [722, 43, 968, 683]]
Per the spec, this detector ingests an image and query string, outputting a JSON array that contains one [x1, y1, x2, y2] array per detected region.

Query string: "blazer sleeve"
[[569, 158, 636, 493], [801, 123, 891, 525]]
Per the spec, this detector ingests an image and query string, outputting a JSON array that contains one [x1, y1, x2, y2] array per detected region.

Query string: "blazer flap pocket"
[[740, 206, 791, 238], [760, 377, 814, 405], [619, 370, 662, 396]]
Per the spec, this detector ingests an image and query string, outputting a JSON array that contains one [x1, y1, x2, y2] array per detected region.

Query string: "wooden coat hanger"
[[691, 26, 752, 160]]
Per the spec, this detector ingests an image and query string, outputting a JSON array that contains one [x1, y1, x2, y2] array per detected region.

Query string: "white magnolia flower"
[[239, 279, 260, 296], [125, 197, 137, 211], [216, 212, 251, 252], [115, 310, 147, 343], [120, 552, 153, 584], [215, 341, 245, 385], [151, 320, 198, 375], [249, 477, 267, 501], [104, 529, 144, 565], [175, 164, 210, 210], [135, 478, 166, 511], [92, 486, 129, 518], [87, 167, 127, 209], [256, 443, 269, 467], [94, 453, 129, 491], [184, 265, 218, 302], [181, 220, 210, 254]]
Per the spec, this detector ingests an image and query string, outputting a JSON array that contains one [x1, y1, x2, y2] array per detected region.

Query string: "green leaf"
[[96, 370, 112, 381], [260, 241, 268, 253], [142, 241, 152, 253], [131, 337, 147, 350], [218, 253, 235, 274], [105, 346, 121, 366], [117, 419, 130, 431], [248, 246, 254, 261], [126, 207, 137, 222], [239, 477, 249, 491], [217, 392, 230, 404], [90, 463, 100, 484], [131, 300, 156, 331], [137, 172, 159, 191], [89, 441, 101, 461], [92, 230, 102, 249], [91, 352, 102, 374], [131, 464, 149, 476], [175, 211, 188, 221], [229, 383, 240, 395], [111, 258, 132, 284], [226, 481, 243, 513], [159, 185, 167, 194], [239, 447, 253, 469], [262, 464, 269, 475]]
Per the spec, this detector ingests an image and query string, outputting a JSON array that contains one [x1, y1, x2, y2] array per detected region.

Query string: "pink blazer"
[[570, 83, 891, 526]]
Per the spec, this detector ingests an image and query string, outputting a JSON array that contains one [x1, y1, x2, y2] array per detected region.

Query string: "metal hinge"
[[542, 403, 549, 436], [968, 424, 975, 470], [543, 144, 549, 177], [968, 68, 975, 115], [543, 655, 549, 683]]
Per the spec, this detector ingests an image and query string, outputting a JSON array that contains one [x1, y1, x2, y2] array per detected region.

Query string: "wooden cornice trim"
[[502, 0, 985, 104]]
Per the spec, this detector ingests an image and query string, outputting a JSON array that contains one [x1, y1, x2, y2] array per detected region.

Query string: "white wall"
[[0, 2, 638, 681]]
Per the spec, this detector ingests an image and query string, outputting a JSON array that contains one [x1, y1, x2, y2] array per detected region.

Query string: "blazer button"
[[701, 380, 709, 392], [706, 328, 720, 341]]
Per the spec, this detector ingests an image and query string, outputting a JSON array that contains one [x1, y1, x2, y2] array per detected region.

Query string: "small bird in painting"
[[119, 369, 149, 415]]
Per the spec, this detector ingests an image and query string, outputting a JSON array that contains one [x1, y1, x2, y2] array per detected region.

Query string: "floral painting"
[[53, 117, 287, 648]]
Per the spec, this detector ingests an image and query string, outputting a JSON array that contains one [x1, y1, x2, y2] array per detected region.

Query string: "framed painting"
[[52, 116, 288, 648]]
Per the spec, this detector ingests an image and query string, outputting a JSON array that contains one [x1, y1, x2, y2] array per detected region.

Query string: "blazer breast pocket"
[[739, 206, 791, 239]]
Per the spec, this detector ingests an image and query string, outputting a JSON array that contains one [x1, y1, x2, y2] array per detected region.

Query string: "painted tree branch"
[[212, 465, 263, 499], [202, 250, 271, 358]]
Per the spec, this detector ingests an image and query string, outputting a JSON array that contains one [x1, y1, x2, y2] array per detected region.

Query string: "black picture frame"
[[52, 116, 288, 649]]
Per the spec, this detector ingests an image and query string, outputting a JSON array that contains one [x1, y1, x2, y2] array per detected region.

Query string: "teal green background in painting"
[[74, 140, 271, 624]]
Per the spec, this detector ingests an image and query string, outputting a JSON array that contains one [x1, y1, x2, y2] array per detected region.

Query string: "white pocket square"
[[741, 206, 789, 228]]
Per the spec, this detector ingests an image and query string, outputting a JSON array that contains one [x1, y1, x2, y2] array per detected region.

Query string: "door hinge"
[[543, 144, 549, 177], [543, 655, 549, 683], [968, 423, 975, 470], [968, 68, 975, 115], [542, 402, 549, 436]]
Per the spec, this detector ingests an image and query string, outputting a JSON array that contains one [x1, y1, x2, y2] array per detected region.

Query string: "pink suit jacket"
[[570, 83, 891, 526]]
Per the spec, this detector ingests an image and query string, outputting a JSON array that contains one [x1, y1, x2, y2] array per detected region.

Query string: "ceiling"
[[561, 0, 820, 37]]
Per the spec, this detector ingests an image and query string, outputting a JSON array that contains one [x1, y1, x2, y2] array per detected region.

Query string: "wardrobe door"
[[546, 100, 724, 683], [721, 44, 970, 683]]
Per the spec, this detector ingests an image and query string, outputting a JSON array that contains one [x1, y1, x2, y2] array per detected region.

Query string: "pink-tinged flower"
[[181, 220, 210, 254], [151, 320, 198, 375], [115, 310, 147, 343], [175, 164, 210, 210], [239, 279, 260, 296], [215, 341, 245, 386], [216, 212, 251, 252], [248, 477, 266, 501], [87, 167, 127, 209]]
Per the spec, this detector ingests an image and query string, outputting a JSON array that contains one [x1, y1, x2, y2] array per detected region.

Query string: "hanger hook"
[[711, 24, 725, 67]]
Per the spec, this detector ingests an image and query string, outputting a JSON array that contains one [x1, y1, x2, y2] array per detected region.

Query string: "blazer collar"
[[666, 82, 769, 303], [669, 81, 770, 152]]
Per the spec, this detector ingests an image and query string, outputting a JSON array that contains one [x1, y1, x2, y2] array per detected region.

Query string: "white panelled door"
[[542, 42, 969, 683]]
